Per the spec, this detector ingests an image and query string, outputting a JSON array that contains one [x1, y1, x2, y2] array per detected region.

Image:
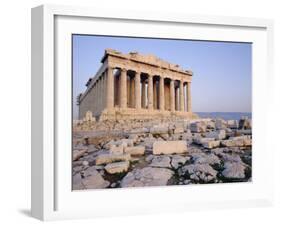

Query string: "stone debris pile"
[[72, 117, 252, 189]]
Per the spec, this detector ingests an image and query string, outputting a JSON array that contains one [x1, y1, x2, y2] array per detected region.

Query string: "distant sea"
[[195, 112, 252, 121]]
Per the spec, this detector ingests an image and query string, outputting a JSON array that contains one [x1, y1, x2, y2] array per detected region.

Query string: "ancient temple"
[[77, 49, 197, 120]]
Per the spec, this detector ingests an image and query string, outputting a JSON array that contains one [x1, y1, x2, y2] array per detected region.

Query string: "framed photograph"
[[31, 4, 274, 221]]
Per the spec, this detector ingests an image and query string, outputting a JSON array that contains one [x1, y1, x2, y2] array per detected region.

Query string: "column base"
[[98, 107, 198, 121]]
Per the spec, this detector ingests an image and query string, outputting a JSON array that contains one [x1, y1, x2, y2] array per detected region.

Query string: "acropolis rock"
[[73, 116, 252, 189]]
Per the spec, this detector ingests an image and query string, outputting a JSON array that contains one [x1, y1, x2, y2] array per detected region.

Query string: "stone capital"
[[120, 67, 127, 72], [108, 63, 114, 68], [135, 70, 141, 75], [149, 74, 156, 80]]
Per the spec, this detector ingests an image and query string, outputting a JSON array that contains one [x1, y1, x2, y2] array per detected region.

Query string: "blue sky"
[[73, 35, 252, 118]]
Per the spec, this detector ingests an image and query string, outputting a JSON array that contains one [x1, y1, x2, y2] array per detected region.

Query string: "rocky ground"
[[72, 115, 252, 190]]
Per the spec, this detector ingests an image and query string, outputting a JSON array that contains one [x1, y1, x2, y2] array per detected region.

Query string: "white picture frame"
[[31, 4, 274, 221]]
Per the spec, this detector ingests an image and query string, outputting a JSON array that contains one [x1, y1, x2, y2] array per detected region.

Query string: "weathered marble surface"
[[72, 117, 252, 190]]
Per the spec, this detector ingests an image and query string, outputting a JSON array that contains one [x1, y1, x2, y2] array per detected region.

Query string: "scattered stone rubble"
[[72, 116, 252, 189]]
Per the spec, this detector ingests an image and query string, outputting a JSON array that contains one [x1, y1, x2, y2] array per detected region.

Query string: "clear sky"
[[73, 35, 252, 119]]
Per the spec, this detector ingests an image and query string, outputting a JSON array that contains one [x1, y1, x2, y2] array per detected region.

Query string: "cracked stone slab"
[[191, 153, 221, 165], [73, 148, 88, 161], [81, 168, 110, 189], [221, 153, 243, 163], [120, 167, 174, 187], [205, 130, 226, 140], [171, 155, 189, 169], [95, 153, 131, 165], [221, 136, 252, 147], [181, 163, 217, 182], [222, 162, 246, 179], [150, 156, 171, 168], [105, 161, 130, 174]]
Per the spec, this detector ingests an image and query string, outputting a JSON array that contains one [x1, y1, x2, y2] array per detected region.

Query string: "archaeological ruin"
[[77, 49, 197, 120]]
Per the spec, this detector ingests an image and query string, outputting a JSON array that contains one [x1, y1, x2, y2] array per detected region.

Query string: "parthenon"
[[77, 49, 197, 120]]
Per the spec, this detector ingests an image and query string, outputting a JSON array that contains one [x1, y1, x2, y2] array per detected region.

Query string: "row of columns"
[[105, 66, 191, 112], [90, 71, 107, 116]]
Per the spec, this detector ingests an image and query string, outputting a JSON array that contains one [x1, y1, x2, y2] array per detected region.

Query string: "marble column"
[[98, 78, 101, 111], [93, 83, 96, 115], [135, 71, 141, 109], [187, 82, 192, 112], [130, 77, 135, 107], [100, 76, 103, 110], [100, 78, 103, 110], [106, 67, 114, 109], [120, 68, 127, 108], [95, 82, 98, 113], [103, 73, 107, 109], [175, 86, 178, 111], [170, 79, 175, 112], [141, 81, 146, 108], [153, 80, 157, 109], [180, 80, 184, 112], [100, 77, 103, 110], [127, 77, 130, 107], [96, 79, 99, 112], [148, 74, 153, 110], [102, 73, 106, 109], [159, 76, 164, 111]]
